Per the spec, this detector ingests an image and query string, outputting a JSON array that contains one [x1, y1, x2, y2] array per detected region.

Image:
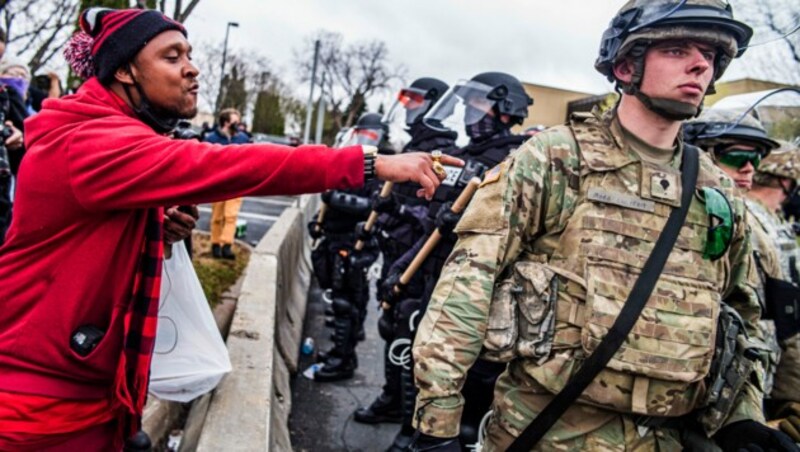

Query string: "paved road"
[[196, 195, 298, 245], [290, 274, 398, 452]]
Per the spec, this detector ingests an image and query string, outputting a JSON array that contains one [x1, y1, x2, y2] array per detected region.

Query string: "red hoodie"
[[0, 78, 363, 400]]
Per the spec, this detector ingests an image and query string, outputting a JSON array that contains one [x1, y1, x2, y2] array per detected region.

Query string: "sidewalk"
[[290, 282, 399, 452]]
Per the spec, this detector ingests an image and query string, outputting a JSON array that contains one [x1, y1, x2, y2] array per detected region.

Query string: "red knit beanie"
[[65, 8, 187, 84]]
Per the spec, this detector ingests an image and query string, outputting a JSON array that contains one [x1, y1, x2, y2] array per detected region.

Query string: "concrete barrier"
[[197, 195, 317, 451]]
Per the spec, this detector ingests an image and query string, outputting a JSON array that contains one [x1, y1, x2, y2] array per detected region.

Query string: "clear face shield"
[[382, 87, 434, 152], [422, 79, 499, 147], [333, 127, 352, 149], [337, 126, 387, 149]]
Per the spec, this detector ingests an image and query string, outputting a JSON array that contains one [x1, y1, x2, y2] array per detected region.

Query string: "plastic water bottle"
[[302, 337, 315, 355]]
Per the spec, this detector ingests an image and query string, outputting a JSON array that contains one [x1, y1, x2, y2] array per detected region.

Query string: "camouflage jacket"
[[746, 197, 800, 403], [412, 110, 765, 438]]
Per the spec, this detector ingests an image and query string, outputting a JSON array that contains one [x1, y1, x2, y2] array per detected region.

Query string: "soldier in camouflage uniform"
[[685, 110, 800, 442], [748, 144, 800, 442], [685, 109, 781, 385], [409, 1, 799, 451]]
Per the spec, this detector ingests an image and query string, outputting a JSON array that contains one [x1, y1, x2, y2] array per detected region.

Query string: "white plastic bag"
[[149, 241, 231, 402]]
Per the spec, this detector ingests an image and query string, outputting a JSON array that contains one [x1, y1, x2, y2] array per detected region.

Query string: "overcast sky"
[[183, 0, 623, 110], [181, 0, 798, 115]]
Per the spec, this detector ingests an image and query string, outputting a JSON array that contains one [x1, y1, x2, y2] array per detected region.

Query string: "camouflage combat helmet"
[[595, 0, 753, 120], [684, 108, 781, 152], [755, 141, 800, 186]]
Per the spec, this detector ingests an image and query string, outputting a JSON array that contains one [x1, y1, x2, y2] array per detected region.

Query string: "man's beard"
[[152, 101, 197, 120]]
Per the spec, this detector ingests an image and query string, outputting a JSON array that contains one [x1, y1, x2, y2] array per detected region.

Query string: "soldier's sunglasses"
[[701, 187, 734, 261], [715, 148, 763, 170]]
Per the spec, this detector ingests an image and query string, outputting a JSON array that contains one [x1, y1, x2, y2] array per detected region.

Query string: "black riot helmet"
[[338, 112, 390, 150], [383, 77, 451, 150], [468, 72, 533, 123], [595, 0, 753, 121], [384, 77, 450, 127], [423, 71, 533, 140]]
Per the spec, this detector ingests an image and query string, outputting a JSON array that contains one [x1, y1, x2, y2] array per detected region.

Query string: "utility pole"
[[215, 21, 239, 114], [303, 40, 320, 144], [314, 72, 326, 144]]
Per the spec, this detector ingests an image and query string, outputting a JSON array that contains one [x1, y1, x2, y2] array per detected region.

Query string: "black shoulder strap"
[[508, 145, 700, 451]]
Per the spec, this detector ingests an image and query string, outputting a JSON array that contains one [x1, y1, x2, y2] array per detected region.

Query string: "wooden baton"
[[354, 181, 394, 251], [381, 177, 482, 310]]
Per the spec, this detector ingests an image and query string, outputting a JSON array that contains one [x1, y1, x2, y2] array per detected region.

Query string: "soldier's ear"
[[613, 58, 634, 85]]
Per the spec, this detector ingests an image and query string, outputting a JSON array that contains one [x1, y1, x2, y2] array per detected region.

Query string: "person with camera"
[[205, 107, 249, 259], [0, 7, 459, 450]]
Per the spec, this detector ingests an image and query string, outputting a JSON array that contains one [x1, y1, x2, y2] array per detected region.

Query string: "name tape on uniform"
[[587, 187, 655, 213]]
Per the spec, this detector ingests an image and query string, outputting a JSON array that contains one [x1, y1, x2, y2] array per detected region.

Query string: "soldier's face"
[[716, 144, 759, 190], [639, 40, 716, 108]]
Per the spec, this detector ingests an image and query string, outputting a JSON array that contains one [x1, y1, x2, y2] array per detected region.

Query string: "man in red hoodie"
[[0, 7, 459, 450]]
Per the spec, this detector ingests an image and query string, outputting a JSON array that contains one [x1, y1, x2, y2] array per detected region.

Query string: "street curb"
[[196, 194, 317, 451], [142, 234, 245, 449]]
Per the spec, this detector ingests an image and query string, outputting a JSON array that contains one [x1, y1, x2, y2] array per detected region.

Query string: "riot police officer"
[[308, 113, 387, 382], [383, 72, 533, 451], [355, 77, 458, 425]]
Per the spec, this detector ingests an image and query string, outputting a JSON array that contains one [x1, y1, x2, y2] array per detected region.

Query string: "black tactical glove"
[[715, 420, 800, 452], [320, 190, 333, 204], [350, 248, 377, 271], [124, 431, 152, 452], [355, 221, 374, 242], [408, 432, 460, 452], [307, 220, 324, 240], [379, 270, 406, 305], [372, 191, 398, 215], [435, 202, 461, 238]]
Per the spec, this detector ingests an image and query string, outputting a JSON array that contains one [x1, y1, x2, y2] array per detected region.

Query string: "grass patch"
[[191, 234, 250, 307]]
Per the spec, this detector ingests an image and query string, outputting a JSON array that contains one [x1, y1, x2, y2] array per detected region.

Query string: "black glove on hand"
[[435, 202, 461, 238], [409, 433, 460, 452], [320, 190, 333, 204], [355, 221, 374, 243], [372, 191, 398, 215], [379, 271, 406, 305], [715, 420, 800, 452], [307, 220, 323, 240]]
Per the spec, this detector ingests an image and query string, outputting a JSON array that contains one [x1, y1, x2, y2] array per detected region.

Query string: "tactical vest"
[[747, 199, 800, 394], [747, 199, 800, 285], [489, 114, 737, 418]]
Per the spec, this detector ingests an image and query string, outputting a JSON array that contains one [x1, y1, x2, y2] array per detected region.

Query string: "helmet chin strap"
[[121, 67, 179, 134], [628, 84, 702, 121]]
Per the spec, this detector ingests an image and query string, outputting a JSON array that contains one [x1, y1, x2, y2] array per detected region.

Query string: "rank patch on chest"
[[641, 163, 681, 207], [587, 187, 655, 213], [650, 173, 678, 200]]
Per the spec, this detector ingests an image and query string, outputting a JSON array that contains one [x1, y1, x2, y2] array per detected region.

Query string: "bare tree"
[[149, 0, 201, 23], [192, 40, 295, 122], [1, 0, 81, 74], [295, 30, 406, 130]]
